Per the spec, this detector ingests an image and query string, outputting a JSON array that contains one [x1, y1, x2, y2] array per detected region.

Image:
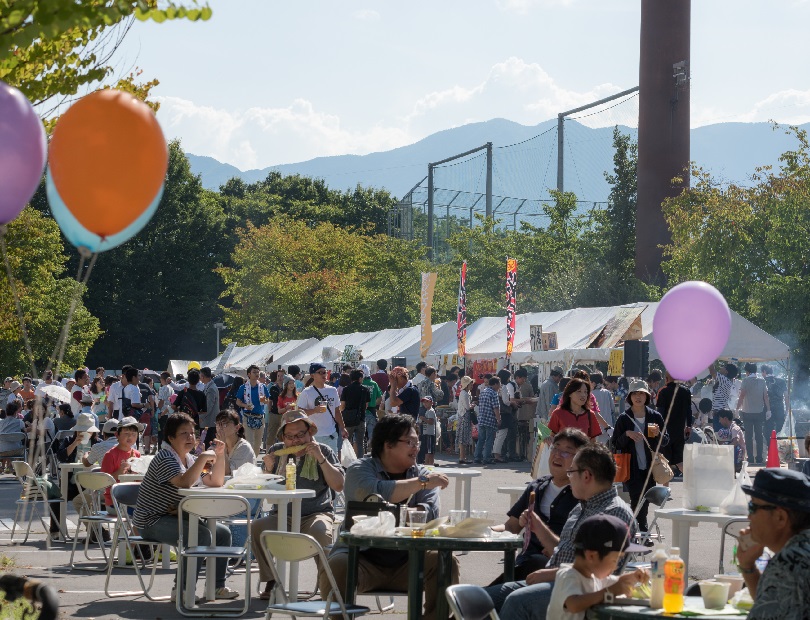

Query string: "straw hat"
[[460, 376, 474, 389], [276, 409, 318, 439]]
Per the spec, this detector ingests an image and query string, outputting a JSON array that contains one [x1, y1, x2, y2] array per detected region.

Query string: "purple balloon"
[[653, 281, 732, 380], [0, 80, 47, 224]]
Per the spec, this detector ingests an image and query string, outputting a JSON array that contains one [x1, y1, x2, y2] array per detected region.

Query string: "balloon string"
[[0, 227, 39, 380], [619, 385, 678, 554], [51, 250, 98, 375]]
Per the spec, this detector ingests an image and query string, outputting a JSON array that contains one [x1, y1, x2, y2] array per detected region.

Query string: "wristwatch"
[[418, 474, 430, 490], [603, 589, 614, 604]]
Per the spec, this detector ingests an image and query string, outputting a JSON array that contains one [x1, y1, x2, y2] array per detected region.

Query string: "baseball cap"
[[573, 514, 648, 554], [118, 416, 144, 432], [102, 419, 120, 433], [359, 364, 371, 378], [9, 381, 20, 391], [550, 366, 564, 376], [309, 363, 326, 374], [421, 395, 434, 404]]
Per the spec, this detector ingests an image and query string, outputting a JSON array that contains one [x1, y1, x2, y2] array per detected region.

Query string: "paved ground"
[[0, 453, 749, 619]]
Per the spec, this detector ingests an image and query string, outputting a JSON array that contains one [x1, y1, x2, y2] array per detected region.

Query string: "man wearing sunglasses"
[[251, 409, 345, 601], [736, 468, 810, 619]]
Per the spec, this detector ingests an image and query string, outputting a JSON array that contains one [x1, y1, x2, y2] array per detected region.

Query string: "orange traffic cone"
[[766, 430, 780, 468]]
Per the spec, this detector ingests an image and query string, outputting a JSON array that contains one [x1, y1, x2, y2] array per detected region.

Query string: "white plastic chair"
[[10, 461, 67, 544], [69, 471, 117, 570], [258, 530, 370, 620], [104, 482, 169, 600], [719, 518, 749, 574], [176, 495, 252, 617], [445, 584, 500, 620]]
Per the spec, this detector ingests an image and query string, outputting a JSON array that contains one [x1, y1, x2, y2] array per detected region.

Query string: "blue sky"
[[112, 0, 810, 170]]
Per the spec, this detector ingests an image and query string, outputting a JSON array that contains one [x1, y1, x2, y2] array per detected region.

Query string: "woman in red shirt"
[[547, 377, 602, 441], [277, 377, 298, 415]]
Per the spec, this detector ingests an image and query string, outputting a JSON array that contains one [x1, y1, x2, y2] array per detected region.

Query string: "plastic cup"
[[449, 510, 467, 526], [471, 510, 489, 520], [408, 510, 426, 537], [712, 575, 744, 598], [647, 423, 656, 437], [699, 580, 730, 609]]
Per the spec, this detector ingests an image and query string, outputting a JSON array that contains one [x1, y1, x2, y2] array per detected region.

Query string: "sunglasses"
[[748, 500, 778, 514]]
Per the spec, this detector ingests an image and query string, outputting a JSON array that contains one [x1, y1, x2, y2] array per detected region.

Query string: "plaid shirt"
[[548, 486, 638, 568], [477, 386, 500, 429]]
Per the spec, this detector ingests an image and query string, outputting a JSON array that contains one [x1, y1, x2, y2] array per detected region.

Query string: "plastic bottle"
[[285, 457, 297, 490], [663, 547, 685, 613], [649, 546, 668, 610]]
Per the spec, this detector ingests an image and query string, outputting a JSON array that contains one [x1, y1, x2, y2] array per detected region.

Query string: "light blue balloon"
[[46, 169, 163, 253]]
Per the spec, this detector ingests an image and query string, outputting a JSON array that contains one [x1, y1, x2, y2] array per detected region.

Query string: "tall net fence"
[[393, 90, 640, 261]]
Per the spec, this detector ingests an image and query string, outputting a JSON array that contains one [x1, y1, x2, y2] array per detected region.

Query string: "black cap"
[[573, 514, 648, 554], [309, 363, 326, 374], [742, 468, 810, 512]]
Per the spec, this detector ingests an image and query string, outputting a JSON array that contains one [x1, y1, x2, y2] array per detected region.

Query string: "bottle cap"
[[669, 547, 680, 555]]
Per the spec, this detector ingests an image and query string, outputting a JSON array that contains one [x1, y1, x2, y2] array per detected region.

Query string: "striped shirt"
[[548, 486, 638, 569], [132, 448, 198, 530], [712, 374, 733, 410], [477, 386, 500, 429]]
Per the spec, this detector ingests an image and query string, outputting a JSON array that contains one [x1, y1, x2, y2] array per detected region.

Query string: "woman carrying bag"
[[612, 380, 669, 533], [455, 376, 475, 464]]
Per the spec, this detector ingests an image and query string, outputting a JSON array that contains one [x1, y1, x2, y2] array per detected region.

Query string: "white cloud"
[[693, 88, 810, 127], [496, 0, 575, 14], [154, 57, 636, 169], [154, 96, 411, 169], [354, 9, 380, 21]]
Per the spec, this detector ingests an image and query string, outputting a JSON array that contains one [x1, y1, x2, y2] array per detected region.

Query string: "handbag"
[[641, 435, 674, 485], [613, 452, 631, 483], [344, 493, 400, 529], [468, 407, 478, 426]]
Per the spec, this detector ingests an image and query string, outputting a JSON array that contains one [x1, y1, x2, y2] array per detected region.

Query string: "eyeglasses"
[[283, 430, 310, 441], [315, 370, 327, 375], [397, 439, 421, 449], [551, 447, 574, 459], [566, 468, 586, 477], [748, 500, 778, 514]]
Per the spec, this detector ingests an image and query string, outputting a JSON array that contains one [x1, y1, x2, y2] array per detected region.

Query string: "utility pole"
[[214, 322, 225, 358], [485, 142, 493, 217], [427, 164, 435, 261]]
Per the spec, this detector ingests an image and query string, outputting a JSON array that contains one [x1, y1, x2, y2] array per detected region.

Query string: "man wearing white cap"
[[82, 418, 120, 467]]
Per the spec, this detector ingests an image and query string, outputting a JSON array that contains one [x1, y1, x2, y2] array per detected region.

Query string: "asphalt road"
[[0, 453, 745, 619]]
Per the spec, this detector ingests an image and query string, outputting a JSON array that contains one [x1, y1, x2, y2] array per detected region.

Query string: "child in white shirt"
[[548, 514, 649, 620]]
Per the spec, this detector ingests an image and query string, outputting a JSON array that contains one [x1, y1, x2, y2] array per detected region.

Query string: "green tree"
[[0, 0, 211, 108], [0, 207, 101, 375], [662, 125, 810, 390], [81, 141, 227, 367]]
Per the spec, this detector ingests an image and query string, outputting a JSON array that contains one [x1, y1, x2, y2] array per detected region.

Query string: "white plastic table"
[[177, 485, 315, 607], [497, 485, 529, 508], [429, 467, 481, 515], [118, 473, 145, 482], [654, 508, 744, 576]]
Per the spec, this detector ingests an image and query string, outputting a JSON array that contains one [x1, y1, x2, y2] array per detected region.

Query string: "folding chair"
[[445, 584, 500, 620], [176, 495, 252, 617], [0, 431, 27, 468], [104, 482, 169, 600], [719, 518, 749, 574], [258, 531, 369, 620], [69, 471, 117, 570], [634, 485, 671, 547], [10, 461, 67, 544]]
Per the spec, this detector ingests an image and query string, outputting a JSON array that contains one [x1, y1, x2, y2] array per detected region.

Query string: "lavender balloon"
[[653, 281, 732, 380], [0, 80, 47, 224]]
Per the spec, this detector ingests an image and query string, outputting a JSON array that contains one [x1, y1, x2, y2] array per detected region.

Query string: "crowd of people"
[[1, 357, 808, 619]]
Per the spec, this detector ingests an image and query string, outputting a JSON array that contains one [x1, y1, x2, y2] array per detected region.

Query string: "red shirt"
[[277, 395, 296, 412], [101, 445, 140, 506], [371, 371, 389, 392], [548, 406, 602, 439]]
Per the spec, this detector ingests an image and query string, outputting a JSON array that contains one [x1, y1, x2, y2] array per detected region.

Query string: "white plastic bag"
[[721, 463, 751, 515], [225, 463, 272, 489], [349, 511, 395, 536], [127, 455, 154, 474], [683, 443, 735, 509], [341, 442, 358, 467]]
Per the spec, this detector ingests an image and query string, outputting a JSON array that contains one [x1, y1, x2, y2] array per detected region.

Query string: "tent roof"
[[206, 338, 318, 374]]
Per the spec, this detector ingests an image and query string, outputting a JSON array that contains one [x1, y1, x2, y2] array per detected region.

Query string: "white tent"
[[205, 338, 319, 374]]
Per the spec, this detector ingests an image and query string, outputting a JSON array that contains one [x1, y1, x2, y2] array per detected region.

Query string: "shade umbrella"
[[39, 383, 72, 403]]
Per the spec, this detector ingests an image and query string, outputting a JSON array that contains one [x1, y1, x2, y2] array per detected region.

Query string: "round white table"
[[177, 486, 315, 606], [654, 508, 746, 577], [429, 467, 481, 514], [118, 473, 145, 482], [497, 484, 529, 508]]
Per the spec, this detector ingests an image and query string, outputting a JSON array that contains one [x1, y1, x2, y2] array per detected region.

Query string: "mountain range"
[[186, 119, 809, 207]]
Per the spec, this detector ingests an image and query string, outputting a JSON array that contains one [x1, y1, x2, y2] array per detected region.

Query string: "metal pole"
[[557, 115, 564, 192], [486, 142, 493, 217], [427, 164, 435, 261], [446, 205, 450, 257]]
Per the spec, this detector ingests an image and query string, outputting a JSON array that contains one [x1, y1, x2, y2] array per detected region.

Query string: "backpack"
[[175, 388, 201, 419]]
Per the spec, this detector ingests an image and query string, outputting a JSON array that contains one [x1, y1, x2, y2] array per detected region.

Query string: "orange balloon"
[[49, 90, 168, 237]]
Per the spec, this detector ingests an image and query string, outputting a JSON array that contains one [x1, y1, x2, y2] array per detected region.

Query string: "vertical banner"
[[420, 272, 438, 359], [506, 258, 517, 358], [457, 261, 467, 357]]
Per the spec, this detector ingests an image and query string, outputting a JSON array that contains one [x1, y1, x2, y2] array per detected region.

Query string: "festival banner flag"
[[506, 258, 517, 358], [457, 261, 467, 357], [420, 272, 438, 359]]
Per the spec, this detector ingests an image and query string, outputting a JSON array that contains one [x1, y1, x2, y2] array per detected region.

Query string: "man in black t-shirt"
[[762, 365, 788, 438], [656, 372, 693, 475], [340, 370, 370, 457]]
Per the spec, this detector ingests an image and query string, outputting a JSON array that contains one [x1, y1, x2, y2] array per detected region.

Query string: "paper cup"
[[699, 580, 730, 609], [713, 574, 744, 598]]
